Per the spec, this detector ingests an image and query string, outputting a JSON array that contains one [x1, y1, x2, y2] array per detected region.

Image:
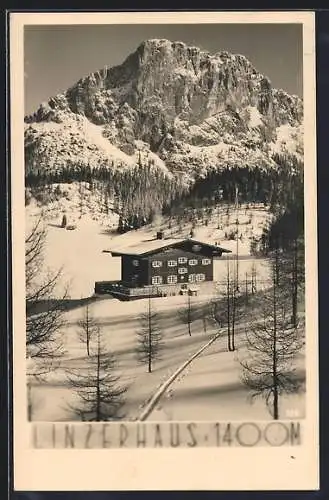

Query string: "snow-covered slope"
[[25, 114, 172, 176], [26, 190, 271, 299], [25, 183, 120, 226], [29, 294, 305, 423]]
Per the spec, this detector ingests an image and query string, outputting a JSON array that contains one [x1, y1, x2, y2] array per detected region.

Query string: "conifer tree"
[[77, 302, 98, 357], [240, 249, 304, 419], [67, 328, 126, 421], [136, 296, 164, 373], [178, 292, 196, 337]]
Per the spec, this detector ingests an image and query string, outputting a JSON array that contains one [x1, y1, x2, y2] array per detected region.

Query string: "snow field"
[[138, 329, 223, 421], [30, 294, 220, 422], [29, 286, 305, 423], [149, 329, 306, 422], [26, 200, 304, 422]]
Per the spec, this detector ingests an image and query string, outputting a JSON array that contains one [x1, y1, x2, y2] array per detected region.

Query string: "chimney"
[[156, 231, 164, 240]]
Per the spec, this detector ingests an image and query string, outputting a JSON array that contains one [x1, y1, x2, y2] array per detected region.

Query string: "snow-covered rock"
[[25, 38, 303, 181]]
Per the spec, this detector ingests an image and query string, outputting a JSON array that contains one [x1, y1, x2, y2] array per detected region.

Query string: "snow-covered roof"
[[109, 238, 183, 256], [106, 238, 231, 257]]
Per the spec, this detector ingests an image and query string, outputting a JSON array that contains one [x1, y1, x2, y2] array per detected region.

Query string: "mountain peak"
[[140, 38, 176, 48], [25, 39, 303, 180]]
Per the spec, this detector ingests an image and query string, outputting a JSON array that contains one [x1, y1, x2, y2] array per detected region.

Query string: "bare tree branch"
[[136, 295, 164, 373], [239, 250, 304, 419], [66, 328, 127, 421], [25, 216, 68, 377]]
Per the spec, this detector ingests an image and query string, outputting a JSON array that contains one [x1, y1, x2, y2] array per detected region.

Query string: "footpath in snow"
[[138, 330, 223, 421], [146, 331, 306, 422]]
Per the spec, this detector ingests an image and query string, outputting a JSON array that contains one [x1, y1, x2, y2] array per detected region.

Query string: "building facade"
[[110, 238, 231, 290]]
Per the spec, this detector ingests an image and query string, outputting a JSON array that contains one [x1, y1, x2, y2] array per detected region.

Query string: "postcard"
[[10, 10, 318, 491]]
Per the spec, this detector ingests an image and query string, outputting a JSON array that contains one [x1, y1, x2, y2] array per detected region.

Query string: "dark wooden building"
[[95, 235, 231, 299]]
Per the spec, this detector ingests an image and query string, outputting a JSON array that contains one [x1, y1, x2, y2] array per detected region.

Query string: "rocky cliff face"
[[25, 39, 303, 179]]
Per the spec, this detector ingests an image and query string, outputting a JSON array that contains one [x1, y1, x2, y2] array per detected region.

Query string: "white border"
[[11, 11, 318, 491]]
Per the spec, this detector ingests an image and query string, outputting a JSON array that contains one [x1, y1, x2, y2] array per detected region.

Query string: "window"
[[196, 273, 206, 282], [152, 276, 163, 285], [189, 259, 198, 266], [202, 258, 211, 265], [178, 267, 188, 274], [178, 257, 187, 264], [167, 260, 177, 267], [152, 260, 162, 268], [188, 274, 196, 283], [167, 275, 178, 284]]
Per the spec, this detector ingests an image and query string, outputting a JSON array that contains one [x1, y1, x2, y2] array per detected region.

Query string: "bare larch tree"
[[240, 249, 304, 419], [26, 216, 68, 376], [281, 236, 305, 328], [67, 327, 127, 421], [77, 301, 98, 356], [178, 291, 196, 337], [212, 260, 239, 352], [251, 261, 258, 294], [136, 295, 163, 373]]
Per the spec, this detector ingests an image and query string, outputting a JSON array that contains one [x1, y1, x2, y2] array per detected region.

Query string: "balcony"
[[94, 280, 163, 300]]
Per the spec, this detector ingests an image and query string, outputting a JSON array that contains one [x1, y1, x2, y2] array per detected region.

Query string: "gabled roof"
[[105, 238, 231, 257]]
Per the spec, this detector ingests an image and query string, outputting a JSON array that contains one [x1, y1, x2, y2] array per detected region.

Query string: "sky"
[[24, 23, 303, 115]]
